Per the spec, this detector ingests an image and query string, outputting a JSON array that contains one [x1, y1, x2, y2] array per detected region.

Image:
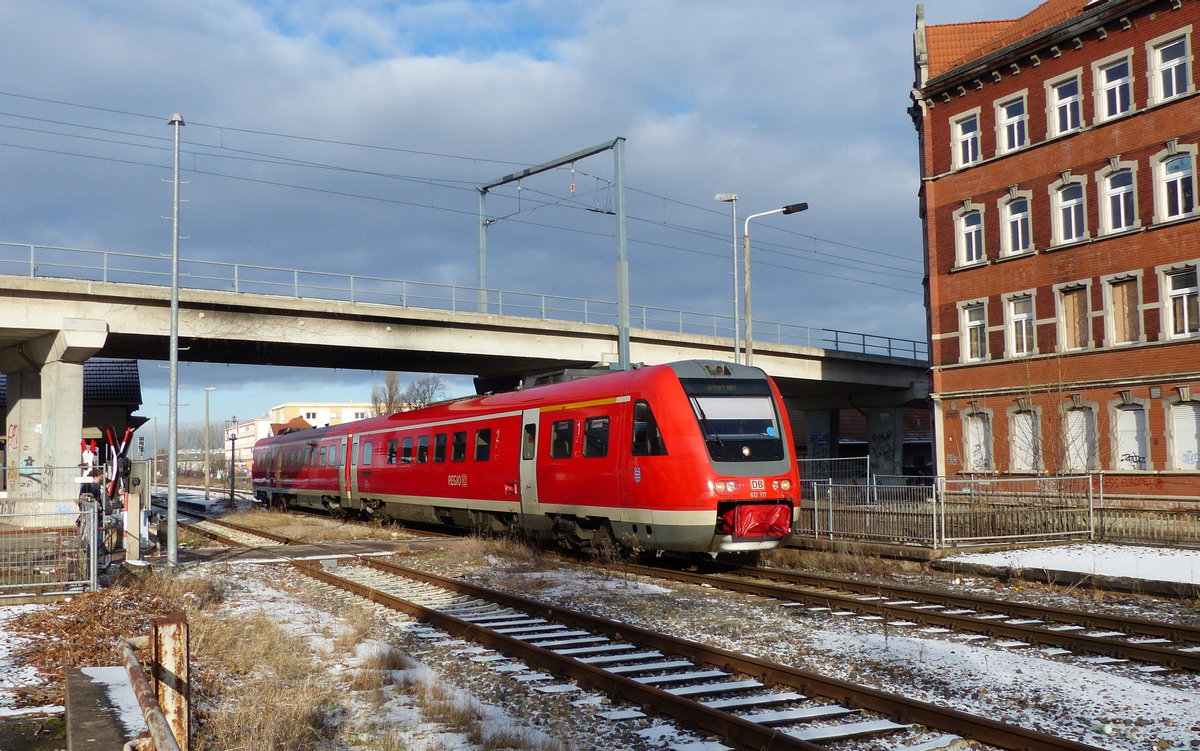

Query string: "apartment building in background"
[[911, 0, 1200, 504]]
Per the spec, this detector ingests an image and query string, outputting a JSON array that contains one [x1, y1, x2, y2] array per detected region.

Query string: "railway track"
[[631, 560, 1200, 673], [180, 516, 1108, 751]]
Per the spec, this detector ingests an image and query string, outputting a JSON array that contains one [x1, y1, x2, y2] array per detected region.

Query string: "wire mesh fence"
[[0, 498, 96, 600], [794, 474, 1095, 548]]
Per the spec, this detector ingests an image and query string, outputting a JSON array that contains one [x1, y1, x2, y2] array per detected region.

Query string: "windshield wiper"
[[689, 397, 725, 449]]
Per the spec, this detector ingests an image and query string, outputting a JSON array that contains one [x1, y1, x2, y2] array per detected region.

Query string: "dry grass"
[[225, 509, 398, 542], [763, 546, 894, 577]]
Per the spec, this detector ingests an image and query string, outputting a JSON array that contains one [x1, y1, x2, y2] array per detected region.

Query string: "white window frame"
[[952, 108, 982, 169], [1152, 144, 1196, 223], [1167, 398, 1200, 471], [1159, 263, 1200, 339], [1005, 292, 1037, 357], [1147, 28, 1193, 106], [998, 190, 1034, 256], [1045, 69, 1084, 138], [962, 408, 994, 471], [1096, 159, 1140, 235], [1055, 281, 1091, 352], [1092, 50, 1135, 121], [994, 91, 1028, 154], [1006, 405, 1042, 473], [1061, 402, 1098, 473], [1049, 174, 1089, 246], [953, 201, 986, 267], [1109, 395, 1151, 471], [959, 299, 989, 363], [1101, 271, 1144, 346]]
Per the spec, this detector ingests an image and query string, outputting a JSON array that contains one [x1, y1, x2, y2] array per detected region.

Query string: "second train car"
[[251, 360, 799, 555]]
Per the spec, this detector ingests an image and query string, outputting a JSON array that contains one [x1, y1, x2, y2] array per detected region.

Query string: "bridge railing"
[[0, 240, 928, 360]]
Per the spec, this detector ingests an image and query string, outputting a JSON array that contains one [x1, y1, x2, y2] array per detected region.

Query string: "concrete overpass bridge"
[[1, 241, 929, 500]]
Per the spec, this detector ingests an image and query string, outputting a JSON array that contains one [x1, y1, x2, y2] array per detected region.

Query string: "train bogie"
[[251, 360, 801, 555]]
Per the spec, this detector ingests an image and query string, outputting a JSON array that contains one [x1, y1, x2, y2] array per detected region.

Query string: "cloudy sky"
[[0, 0, 1033, 442]]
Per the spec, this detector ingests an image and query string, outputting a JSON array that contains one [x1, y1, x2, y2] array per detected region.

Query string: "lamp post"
[[152, 415, 160, 491], [203, 387, 216, 500], [166, 112, 184, 568], [713, 193, 739, 363], [742, 202, 808, 366], [228, 416, 237, 504]]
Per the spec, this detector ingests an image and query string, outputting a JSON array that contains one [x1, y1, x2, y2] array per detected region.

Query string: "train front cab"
[[626, 362, 797, 554]]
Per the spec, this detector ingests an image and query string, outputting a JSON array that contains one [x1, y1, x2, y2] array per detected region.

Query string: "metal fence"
[[794, 474, 1095, 549], [0, 498, 97, 600], [0, 240, 928, 360]]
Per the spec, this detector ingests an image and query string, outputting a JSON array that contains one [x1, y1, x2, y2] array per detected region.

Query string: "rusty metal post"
[[119, 640, 182, 751], [151, 613, 190, 750]]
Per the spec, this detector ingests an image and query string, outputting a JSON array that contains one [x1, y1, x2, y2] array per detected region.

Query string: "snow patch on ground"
[[944, 543, 1200, 585], [0, 603, 59, 719]]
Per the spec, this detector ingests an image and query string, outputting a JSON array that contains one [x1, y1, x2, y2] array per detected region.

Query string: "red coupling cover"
[[723, 503, 791, 538]]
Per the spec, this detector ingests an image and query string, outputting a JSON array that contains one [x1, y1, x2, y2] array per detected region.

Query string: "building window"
[[956, 207, 985, 266], [1059, 285, 1089, 351], [998, 96, 1027, 152], [1054, 182, 1087, 244], [964, 411, 993, 471], [1102, 169, 1136, 233], [1009, 409, 1040, 472], [1160, 154, 1195, 220], [1107, 277, 1141, 345], [1152, 35, 1190, 103], [1049, 75, 1082, 136], [1098, 57, 1133, 119], [304, 411, 317, 420], [961, 302, 988, 362], [1062, 408, 1097, 472], [1008, 295, 1036, 356], [1167, 267, 1199, 337], [1115, 405, 1148, 470], [1002, 197, 1031, 255], [953, 112, 980, 168], [1172, 402, 1200, 470]]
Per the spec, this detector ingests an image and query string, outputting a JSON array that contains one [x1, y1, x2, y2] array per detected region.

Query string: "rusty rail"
[[119, 640, 183, 751]]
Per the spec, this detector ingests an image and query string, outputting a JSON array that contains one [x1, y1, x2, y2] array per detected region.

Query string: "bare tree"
[[403, 375, 447, 410], [371, 372, 405, 416]]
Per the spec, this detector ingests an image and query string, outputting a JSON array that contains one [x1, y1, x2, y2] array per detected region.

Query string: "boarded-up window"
[[1009, 411, 1039, 471], [1061, 287, 1088, 349], [1173, 403, 1200, 470], [1063, 408, 1096, 472], [964, 413, 992, 470], [1111, 279, 1140, 344], [1115, 407, 1148, 470]]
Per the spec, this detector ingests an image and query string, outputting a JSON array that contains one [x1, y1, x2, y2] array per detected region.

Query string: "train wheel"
[[590, 524, 618, 563]]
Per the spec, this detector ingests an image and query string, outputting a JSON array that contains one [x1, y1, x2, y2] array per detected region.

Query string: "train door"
[[347, 436, 360, 506], [518, 408, 542, 523], [336, 437, 348, 501]]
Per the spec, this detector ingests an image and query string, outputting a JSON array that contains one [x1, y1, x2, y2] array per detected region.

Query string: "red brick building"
[[911, 0, 1200, 505]]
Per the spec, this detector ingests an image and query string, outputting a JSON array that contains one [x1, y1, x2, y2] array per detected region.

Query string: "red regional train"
[[251, 360, 799, 555]]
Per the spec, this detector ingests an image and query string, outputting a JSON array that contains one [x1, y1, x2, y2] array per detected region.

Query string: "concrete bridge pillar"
[[1, 319, 108, 502], [802, 409, 840, 481], [867, 407, 905, 480]]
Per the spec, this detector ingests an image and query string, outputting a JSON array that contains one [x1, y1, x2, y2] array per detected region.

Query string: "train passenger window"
[[451, 431, 467, 462], [583, 416, 610, 458], [387, 439, 398, 465], [550, 420, 574, 459], [401, 437, 413, 464], [417, 435, 430, 463], [307, 447, 315, 465], [319, 447, 327, 466], [475, 429, 492, 461], [632, 400, 668, 456], [362, 441, 373, 465], [434, 433, 447, 463], [522, 424, 537, 461]]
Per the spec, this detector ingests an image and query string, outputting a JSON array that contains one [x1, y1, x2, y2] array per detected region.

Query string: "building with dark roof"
[[911, 0, 1200, 505]]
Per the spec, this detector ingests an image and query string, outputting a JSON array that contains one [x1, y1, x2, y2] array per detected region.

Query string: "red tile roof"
[[927, 0, 1097, 79]]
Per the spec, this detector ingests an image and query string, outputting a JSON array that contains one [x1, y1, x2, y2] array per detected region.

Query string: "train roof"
[[254, 360, 769, 446]]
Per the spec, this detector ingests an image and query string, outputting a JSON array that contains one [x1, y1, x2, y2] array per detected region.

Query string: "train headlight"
[[715, 479, 742, 494], [772, 478, 793, 492]]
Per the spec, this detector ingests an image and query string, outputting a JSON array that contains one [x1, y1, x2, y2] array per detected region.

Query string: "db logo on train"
[[749, 479, 765, 491]]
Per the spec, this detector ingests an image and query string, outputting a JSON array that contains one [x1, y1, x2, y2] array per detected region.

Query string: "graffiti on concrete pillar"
[[869, 430, 895, 463]]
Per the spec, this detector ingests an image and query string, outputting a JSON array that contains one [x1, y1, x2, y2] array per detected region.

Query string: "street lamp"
[[743, 202, 808, 366], [714, 193, 739, 363], [228, 416, 237, 504], [204, 387, 216, 500]]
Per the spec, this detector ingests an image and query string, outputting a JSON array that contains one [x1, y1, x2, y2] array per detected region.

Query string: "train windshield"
[[680, 378, 785, 462]]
